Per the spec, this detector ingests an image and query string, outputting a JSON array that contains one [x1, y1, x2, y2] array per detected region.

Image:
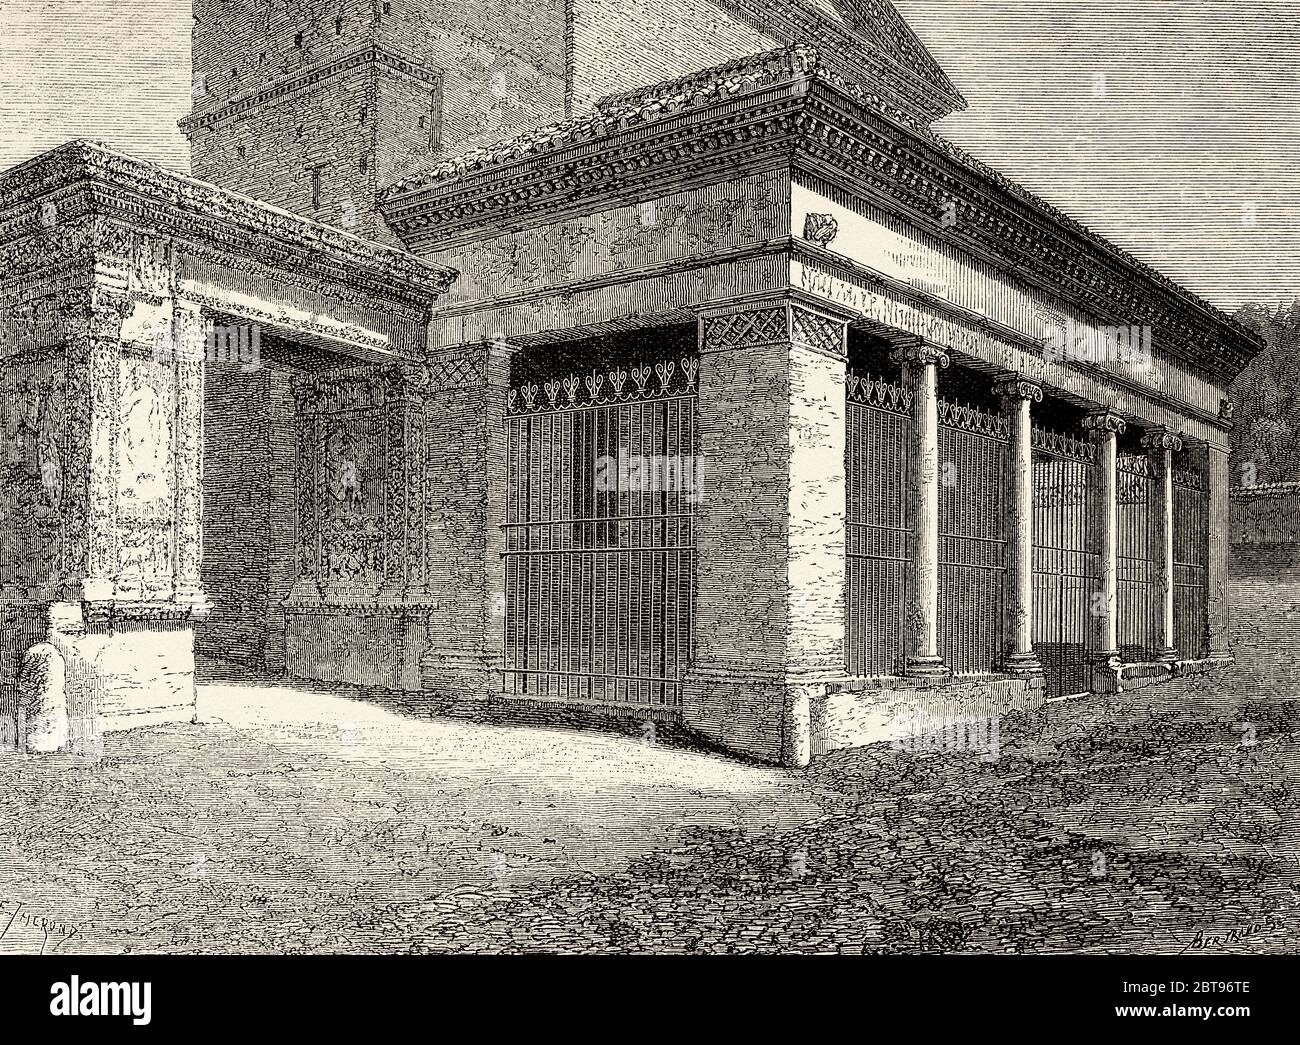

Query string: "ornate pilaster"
[[76, 290, 132, 603], [171, 303, 206, 610], [1141, 426, 1184, 663], [996, 376, 1044, 677], [892, 339, 951, 680], [417, 337, 510, 697], [1082, 410, 1127, 690], [378, 361, 432, 599]]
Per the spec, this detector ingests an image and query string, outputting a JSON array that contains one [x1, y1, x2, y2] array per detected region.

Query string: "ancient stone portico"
[[0, 141, 452, 740], [0, 5, 1265, 766]]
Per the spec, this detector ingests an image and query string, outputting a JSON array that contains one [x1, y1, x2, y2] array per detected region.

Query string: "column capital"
[[1082, 410, 1128, 435], [890, 339, 950, 370], [1139, 426, 1184, 453], [994, 375, 1044, 403]]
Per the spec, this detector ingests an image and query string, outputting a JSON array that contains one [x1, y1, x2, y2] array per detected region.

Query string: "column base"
[[904, 655, 952, 681], [1156, 646, 1179, 665], [682, 665, 849, 768], [1000, 651, 1044, 677], [1090, 651, 1123, 694]]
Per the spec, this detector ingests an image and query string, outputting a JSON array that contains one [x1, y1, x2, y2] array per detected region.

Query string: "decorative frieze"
[[0, 140, 455, 309], [381, 47, 1258, 381], [506, 355, 699, 416], [846, 372, 912, 415]]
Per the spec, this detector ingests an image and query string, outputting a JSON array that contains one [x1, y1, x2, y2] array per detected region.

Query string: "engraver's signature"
[[0, 903, 81, 954]]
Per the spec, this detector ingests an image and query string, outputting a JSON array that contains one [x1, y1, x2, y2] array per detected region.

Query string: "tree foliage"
[[1230, 299, 1300, 485]]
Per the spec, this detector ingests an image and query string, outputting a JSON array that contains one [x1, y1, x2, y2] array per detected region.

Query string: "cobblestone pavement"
[[2, 577, 1298, 954]]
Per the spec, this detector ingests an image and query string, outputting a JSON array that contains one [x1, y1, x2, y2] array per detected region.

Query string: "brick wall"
[[568, 0, 777, 112], [197, 341, 329, 672], [188, 0, 567, 242]]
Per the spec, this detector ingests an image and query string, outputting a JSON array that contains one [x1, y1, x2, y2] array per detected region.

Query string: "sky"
[[0, 0, 1296, 311]]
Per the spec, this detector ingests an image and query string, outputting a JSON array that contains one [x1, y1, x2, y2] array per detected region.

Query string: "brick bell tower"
[[181, 0, 568, 245]]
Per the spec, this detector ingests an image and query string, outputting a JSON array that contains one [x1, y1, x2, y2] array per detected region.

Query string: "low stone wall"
[[285, 602, 426, 693], [1231, 483, 1300, 573], [810, 676, 1044, 760]]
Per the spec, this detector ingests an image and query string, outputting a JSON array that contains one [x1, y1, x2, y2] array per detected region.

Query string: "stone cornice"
[[380, 47, 1260, 381], [179, 46, 443, 136], [0, 140, 455, 310]]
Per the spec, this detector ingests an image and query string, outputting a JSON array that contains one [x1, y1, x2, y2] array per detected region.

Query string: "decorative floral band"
[[847, 372, 913, 415], [507, 356, 700, 415], [1031, 425, 1098, 464]]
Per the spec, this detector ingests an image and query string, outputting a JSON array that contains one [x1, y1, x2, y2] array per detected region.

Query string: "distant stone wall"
[[1230, 482, 1300, 571]]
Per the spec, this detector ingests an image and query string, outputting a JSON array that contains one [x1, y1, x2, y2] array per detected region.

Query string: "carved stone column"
[[996, 376, 1044, 677], [684, 298, 850, 767], [893, 340, 950, 679], [1083, 410, 1127, 691], [1141, 426, 1183, 664]]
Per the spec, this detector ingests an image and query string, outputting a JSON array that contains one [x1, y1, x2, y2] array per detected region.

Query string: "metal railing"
[[1117, 453, 1160, 661], [1032, 425, 1098, 698], [1173, 466, 1208, 658], [846, 373, 912, 676], [503, 357, 698, 707]]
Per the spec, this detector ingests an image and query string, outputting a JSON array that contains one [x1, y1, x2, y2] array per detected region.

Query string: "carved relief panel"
[[0, 347, 67, 590], [292, 363, 431, 597]]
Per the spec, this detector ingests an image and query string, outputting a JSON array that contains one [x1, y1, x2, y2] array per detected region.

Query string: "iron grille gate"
[[1173, 466, 1208, 659], [846, 373, 912, 676], [503, 357, 698, 707], [938, 400, 1008, 675], [1118, 454, 1160, 661], [1032, 427, 1098, 698]]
